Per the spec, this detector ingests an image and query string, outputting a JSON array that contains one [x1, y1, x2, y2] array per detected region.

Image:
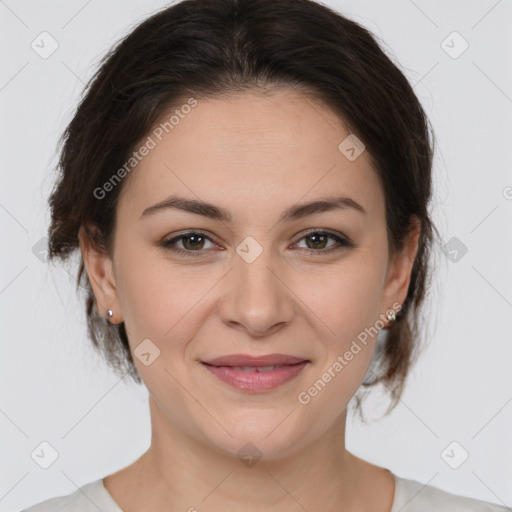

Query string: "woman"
[[22, 0, 508, 510]]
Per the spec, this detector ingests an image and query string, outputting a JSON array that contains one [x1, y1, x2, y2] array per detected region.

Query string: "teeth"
[[256, 365, 277, 372], [231, 365, 278, 372]]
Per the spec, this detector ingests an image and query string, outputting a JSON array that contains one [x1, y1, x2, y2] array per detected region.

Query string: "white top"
[[22, 471, 509, 511]]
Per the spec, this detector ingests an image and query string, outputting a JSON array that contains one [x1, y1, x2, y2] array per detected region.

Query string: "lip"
[[202, 353, 308, 367], [202, 361, 309, 392]]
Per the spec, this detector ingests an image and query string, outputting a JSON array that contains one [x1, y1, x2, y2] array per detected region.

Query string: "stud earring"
[[386, 309, 396, 322], [105, 309, 113, 322]]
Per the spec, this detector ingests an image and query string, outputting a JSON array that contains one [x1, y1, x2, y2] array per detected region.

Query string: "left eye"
[[293, 231, 352, 252], [160, 230, 352, 256]]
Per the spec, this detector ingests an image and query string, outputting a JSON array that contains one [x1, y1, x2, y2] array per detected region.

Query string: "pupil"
[[308, 234, 326, 249], [185, 235, 203, 250]]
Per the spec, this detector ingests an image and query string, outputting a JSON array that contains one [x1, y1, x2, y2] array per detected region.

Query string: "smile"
[[201, 361, 309, 392]]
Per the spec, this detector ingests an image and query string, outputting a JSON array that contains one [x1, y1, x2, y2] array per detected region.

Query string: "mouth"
[[202, 363, 303, 372], [200, 356, 310, 392], [201, 353, 308, 367]]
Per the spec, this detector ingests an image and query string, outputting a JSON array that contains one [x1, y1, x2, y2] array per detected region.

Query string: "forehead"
[[117, 89, 384, 224]]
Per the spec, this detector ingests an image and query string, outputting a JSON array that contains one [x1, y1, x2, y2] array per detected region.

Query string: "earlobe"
[[78, 225, 123, 324]]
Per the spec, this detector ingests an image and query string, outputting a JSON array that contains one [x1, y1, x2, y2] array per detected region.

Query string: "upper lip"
[[202, 354, 309, 367]]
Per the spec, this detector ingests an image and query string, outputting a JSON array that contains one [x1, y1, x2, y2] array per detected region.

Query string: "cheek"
[[114, 239, 218, 365], [291, 257, 385, 397], [113, 239, 179, 339], [295, 258, 385, 338]]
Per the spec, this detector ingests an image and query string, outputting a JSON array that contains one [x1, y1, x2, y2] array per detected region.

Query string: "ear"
[[380, 216, 421, 321], [78, 225, 123, 324]]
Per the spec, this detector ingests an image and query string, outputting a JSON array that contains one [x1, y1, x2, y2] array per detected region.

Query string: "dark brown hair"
[[47, 0, 439, 419]]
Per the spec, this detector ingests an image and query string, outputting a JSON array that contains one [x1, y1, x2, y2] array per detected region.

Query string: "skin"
[[80, 88, 420, 512]]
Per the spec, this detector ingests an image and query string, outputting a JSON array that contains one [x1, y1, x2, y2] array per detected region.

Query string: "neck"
[[135, 396, 363, 512]]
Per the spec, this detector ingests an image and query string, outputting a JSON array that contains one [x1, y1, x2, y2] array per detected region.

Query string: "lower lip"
[[202, 362, 309, 392]]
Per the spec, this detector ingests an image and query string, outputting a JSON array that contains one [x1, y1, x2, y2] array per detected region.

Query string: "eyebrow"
[[139, 194, 366, 222]]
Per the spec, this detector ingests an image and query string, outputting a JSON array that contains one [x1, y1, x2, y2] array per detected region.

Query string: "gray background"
[[1, 0, 511, 510]]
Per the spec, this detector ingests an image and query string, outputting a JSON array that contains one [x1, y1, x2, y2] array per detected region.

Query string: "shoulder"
[[21, 479, 122, 512], [391, 473, 510, 512]]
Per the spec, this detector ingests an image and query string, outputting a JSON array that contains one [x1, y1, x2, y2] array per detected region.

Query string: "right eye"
[[160, 231, 219, 256]]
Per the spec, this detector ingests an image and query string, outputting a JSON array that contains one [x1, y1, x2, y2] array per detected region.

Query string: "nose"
[[218, 248, 295, 337]]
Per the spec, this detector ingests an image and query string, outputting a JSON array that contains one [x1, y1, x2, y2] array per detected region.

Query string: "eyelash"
[[160, 230, 355, 257]]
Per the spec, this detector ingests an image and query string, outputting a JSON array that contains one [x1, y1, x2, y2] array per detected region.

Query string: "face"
[[81, 89, 418, 461]]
